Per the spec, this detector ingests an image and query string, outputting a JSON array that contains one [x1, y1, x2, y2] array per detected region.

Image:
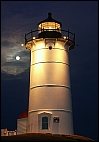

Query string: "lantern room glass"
[[38, 22, 61, 33]]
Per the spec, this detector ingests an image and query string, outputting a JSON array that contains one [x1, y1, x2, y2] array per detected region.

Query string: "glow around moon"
[[16, 56, 20, 60], [1, 45, 30, 75]]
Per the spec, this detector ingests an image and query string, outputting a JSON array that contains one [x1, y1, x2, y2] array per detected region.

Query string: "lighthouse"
[[25, 13, 75, 135]]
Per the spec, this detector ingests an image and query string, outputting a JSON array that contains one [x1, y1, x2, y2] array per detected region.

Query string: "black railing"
[[25, 29, 75, 46]]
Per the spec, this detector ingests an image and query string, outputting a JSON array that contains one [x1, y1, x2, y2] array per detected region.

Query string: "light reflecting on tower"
[[17, 12, 75, 135]]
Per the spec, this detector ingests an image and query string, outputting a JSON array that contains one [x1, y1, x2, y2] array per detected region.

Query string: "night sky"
[[1, 1, 98, 141]]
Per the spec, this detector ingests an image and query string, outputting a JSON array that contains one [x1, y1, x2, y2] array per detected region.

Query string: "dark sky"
[[1, 1, 98, 141]]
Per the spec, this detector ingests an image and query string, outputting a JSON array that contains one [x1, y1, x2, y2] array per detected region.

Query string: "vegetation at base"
[[1, 133, 94, 141]]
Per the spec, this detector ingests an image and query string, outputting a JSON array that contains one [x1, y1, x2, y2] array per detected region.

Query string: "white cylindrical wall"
[[27, 39, 73, 134]]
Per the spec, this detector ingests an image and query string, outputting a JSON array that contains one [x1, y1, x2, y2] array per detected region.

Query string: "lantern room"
[[38, 13, 62, 38], [25, 13, 75, 50]]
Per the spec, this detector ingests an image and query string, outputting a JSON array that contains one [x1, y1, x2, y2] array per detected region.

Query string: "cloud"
[[1, 38, 30, 75], [1, 4, 39, 75], [1, 40, 15, 48]]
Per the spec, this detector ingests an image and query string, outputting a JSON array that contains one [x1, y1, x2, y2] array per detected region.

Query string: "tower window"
[[53, 117, 59, 123], [49, 46, 52, 50], [42, 116, 48, 129]]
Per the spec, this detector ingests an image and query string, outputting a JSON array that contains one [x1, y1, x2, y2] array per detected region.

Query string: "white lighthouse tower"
[[25, 13, 75, 135]]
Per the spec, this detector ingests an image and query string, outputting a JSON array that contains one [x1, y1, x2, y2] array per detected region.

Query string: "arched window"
[[42, 116, 48, 129]]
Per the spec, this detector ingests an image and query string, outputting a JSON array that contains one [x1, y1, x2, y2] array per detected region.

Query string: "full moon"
[[16, 56, 20, 60]]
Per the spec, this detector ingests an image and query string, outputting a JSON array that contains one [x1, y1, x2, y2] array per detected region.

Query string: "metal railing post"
[[31, 30, 33, 40], [68, 28, 69, 40], [25, 34, 27, 45], [74, 33, 75, 46]]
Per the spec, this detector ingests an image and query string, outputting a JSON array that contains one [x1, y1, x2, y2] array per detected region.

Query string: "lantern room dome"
[[38, 12, 62, 27], [38, 13, 62, 38]]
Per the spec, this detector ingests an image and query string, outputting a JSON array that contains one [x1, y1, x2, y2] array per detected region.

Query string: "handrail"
[[25, 29, 75, 36], [25, 29, 75, 45]]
